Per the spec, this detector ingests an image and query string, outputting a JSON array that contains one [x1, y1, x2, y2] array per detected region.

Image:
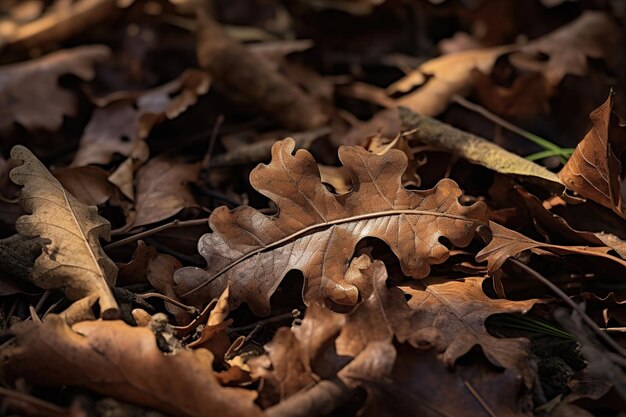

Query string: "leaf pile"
[[0, 2, 626, 417]]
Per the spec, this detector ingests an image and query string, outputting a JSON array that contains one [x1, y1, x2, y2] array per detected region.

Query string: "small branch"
[[463, 380, 497, 417], [508, 258, 626, 357], [264, 379, 355, 417], [137, 292, 198, 314], [228, 309, 301, 333], [104, 218, 210, 250], [202, 114, 225, 170]]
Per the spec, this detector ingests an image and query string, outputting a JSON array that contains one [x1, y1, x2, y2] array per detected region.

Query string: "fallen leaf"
[[195, 6, 327, 131], [387, 45, 513, 117], [72, 69, 209, 166], [174, 138, 487, 314], [0, 45, 110, 131], [400, 107, 564, 191], [517, 11, 618, 86], [10, 146, 119, 318], [53, 165, 116, 206], [337, 258, 537, 382], [559, 93, 626, 219], [0, 315, 262, 417], [131, 158, 200, 228], [476, 221, 626, 272], [357, 343, 532, 417]]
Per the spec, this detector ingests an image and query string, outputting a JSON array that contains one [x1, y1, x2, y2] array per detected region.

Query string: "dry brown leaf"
[[0, 45, 110, 131], [10, 146, 119, 318], [400, 107, 564, 191], [517, 11, 618, 86], [0, 315, 262, 417], [72, 69, 209, 167], [131, 158, 200, 228], [53, 165, 116, 206], [387, 45, 513, 117], [174, 138, 488, 314], [559, 93, 626, 219], [356, 344, 532, 417], [476, 221, 626, 273], [336, 258, 537, 382], [196, 7, 327, 131]]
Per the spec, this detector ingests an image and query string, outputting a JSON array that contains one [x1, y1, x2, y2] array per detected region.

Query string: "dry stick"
[[228, 309, 301, 333], [508, 258, 626, 357], [104, 218, 210, 250], [463, 380, 497, 417], [201, 114, 224, 170], [182, 209, 487, 298], [137, 292, 198, 314], [264, 378, 355, 417]]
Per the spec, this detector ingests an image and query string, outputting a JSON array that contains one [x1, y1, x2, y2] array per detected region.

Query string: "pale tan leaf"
[[0, 316, 262, 417], [9, 146, 119, 318], [174, 138, 488, 315]]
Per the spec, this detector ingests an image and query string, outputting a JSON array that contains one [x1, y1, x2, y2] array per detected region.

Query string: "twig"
[[0, 386, 67, 416], [34, 290, 50, 313], [508, 258, 626, 357], [463, 380, 498, 417], [202, 114, 224, 170], [137, 292, 199, 314], [104, 218, 209, 250], [228, 309, 301, 333], [264, 378, 355, 417]]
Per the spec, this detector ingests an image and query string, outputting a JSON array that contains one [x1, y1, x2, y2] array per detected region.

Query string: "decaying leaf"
[[400, 107, 564, 191], [476, 221, 626, 272], [174, 138, 488, 314], [72, 69, 210, 166], [336, 258, 537, 381], [10, 146, 119, 318], [559, 93, 626, 219], [0, 45, 110, 131], [195, 6, 327, 131], [131, 158, 200, 228], [0, 316, 262, 417], [517, 11, 618, 86]]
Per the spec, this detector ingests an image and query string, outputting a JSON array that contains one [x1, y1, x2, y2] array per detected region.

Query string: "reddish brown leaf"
[[0, 316, 262, 417], [54, 166, 116, 206], [174, 138, 488, 314], [0, 45, 110, 131], [559, 93, 626, 219]]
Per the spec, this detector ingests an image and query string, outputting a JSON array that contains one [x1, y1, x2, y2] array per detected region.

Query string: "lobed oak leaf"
[[174, 138, 488, 315], [0, 315, 262, 417], [559, 92, 626, 219], [337, 258, 537, 383], [0, 45, 110, 131], [10, 146, 119, 318]]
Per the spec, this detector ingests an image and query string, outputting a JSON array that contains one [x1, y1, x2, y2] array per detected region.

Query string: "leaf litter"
[[0, 2, 625, 417]]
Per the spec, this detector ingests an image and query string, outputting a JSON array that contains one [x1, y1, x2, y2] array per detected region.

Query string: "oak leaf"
[[10, 146, 119, 318], [0, 316, 262, 417], [0, 45, 110, 131], [559, 93, 626, 219], [476, 221, 626, 272], [336, 258, 537, 383], [174, 138, 488, 314]]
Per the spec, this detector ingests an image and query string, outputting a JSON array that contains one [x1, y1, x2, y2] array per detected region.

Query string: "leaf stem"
[[104, 218, 210, 250]]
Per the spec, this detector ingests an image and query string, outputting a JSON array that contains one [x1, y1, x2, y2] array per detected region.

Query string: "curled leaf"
[[10, 146, 119, 318]]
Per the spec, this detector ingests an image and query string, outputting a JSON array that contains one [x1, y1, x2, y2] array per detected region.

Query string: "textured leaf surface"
[[10, 146, 119, 318], [174, 139, 488, 314], [0, 316, 262, 417]]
